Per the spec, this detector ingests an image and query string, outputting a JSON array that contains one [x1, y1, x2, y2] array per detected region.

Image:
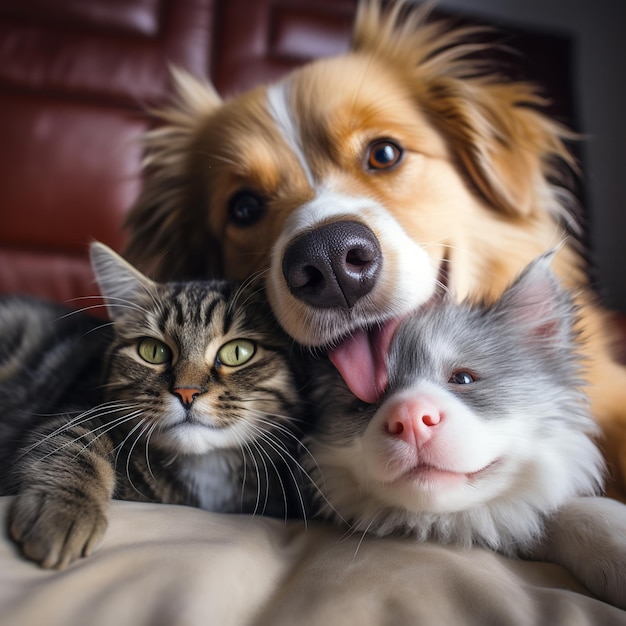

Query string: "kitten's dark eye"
[[228, 191, 265, 227], [449, 370, 477, 385], [138, 338, 172, 365], [366, 139, 403, 171], [217, 339, 256, 367]]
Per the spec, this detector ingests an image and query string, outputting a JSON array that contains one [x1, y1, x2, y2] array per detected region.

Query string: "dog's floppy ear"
[[423, 78, 576, 219], [353, 0, 576, 219], [124, 67, 223, 281]]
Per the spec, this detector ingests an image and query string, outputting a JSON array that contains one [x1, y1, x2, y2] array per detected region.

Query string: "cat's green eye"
[[138, 338, 172, 365], [217, 339, 256, 367]]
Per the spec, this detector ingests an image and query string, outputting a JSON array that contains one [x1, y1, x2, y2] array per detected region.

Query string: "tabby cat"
[[0, 243, 307, 569]]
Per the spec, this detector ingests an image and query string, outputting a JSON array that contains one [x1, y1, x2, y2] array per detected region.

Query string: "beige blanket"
[[1, 497, 624, 626]]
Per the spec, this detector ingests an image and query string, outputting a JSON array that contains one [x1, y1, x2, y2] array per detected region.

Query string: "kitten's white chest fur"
[[179, 452, 243, 512]]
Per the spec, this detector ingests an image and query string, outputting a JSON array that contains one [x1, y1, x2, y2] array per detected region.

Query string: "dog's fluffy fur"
[[124, 0, 626, 499]]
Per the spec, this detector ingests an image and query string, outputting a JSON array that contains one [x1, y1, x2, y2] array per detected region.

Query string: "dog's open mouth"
[[327, 254, 449, 404]]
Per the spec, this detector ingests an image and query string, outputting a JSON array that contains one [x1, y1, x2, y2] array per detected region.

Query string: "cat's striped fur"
[[0, 243, 307, 569]]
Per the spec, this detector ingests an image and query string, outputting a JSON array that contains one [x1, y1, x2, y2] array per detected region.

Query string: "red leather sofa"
[[0, 0, 357, 304]]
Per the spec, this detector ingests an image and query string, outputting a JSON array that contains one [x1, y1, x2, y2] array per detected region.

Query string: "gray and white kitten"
[[0, 243, 306, 569], [306, 256, 626, 609]]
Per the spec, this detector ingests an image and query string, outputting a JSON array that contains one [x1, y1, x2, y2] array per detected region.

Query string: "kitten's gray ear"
[[495, 251, 575, 345], [90, 242, 157, 319]]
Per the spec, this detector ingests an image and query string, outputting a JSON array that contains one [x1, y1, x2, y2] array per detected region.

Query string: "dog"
[[124, 0, 626, 500]]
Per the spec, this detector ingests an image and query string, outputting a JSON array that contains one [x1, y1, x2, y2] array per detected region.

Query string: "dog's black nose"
[[282, 220, 381, 308]]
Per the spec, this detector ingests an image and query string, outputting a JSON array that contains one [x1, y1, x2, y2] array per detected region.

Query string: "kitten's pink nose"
[[173, 387, 203, 410], [384, 398, 442, 447]]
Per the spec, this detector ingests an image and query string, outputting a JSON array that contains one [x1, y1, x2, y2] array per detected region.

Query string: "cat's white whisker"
[[117, 418, 153, 500], [236, 400, 309, 428], [243, 421, 310, 525], [247, 412, 347, 524], [244, 437, 272, 517], [352, 515, 381, 561], [247, 433, 292, 525], [144, 420, 160, 485], [233, 432, 263, 517], [72, 410, 144, 462], [231, 284, 268, 314], [227, 268, 269, 315], [78, 321, 117, 340], [17, 402, 141, 460], [237, 436, 252, 514], [113, 416, 148, 470], [33, 410, 141, 464], [60, 296, 148, 318]]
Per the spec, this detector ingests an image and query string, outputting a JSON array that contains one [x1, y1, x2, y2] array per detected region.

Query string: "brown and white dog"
[[124, 0, 626, 499]]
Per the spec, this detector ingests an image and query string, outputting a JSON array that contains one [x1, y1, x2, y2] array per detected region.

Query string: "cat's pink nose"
[[384, 398, 442, 447], [173, 387, 203, 409]]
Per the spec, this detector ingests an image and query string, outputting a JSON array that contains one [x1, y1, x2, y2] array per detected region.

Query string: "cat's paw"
[[9, 488, 109, 569], [535, 497, 626, 610]]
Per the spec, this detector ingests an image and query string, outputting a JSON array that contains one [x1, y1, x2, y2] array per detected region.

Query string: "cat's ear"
[[494, 251, 576, 347], [90, 242, 158, 319]]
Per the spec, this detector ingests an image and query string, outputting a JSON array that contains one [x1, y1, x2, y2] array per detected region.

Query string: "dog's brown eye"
[[228, 191, 265, 227], [366, 140, 403, 171]]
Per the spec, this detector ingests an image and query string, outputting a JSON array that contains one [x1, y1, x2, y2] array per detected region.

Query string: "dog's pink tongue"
[[328, 319, 401, 404]]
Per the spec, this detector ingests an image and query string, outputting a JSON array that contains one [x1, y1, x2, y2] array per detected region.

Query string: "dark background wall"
[[440, 0, 626, 312]]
